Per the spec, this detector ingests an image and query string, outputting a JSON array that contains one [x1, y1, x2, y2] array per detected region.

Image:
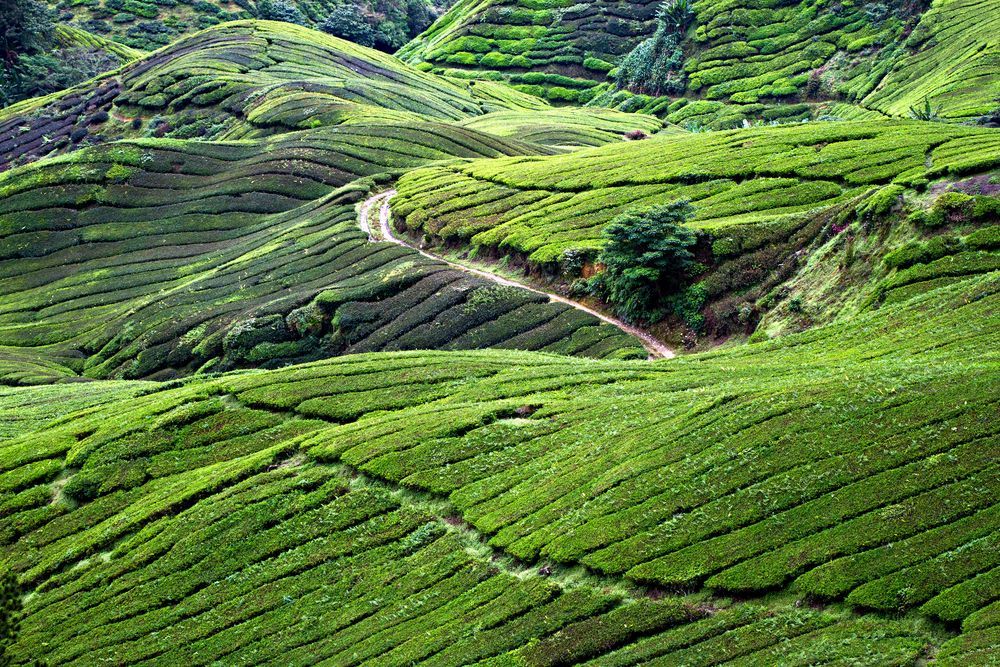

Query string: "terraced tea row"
[[0, 21, 552, 171], [392, 120, 1000, 265], [458, 108, 670, 147], [402, 0, 999, 122], [398, 0, 659, 91], [282, 273, 1000, 626], [0, 429, 941, 666], [0, 127, 642, 384], [53, 24, 146, 62], [860, 0, 1000, 120], [4, 275, 995, 662]]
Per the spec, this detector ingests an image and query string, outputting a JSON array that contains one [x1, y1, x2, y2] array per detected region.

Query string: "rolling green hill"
[[400, 0, 1000, 125], [48, 0, 445, 52], [393, 120, 1000, 262], [1, 21, 656, 171], [1, 4, 998, 665], [391, 119, 1000, 341], [0, 269, 997, 664], [0, 124, 644, 384]]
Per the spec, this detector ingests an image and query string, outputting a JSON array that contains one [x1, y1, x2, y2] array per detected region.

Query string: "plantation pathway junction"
[[359, 191, 675, 359]]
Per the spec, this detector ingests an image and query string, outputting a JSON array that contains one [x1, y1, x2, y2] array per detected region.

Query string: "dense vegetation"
[[401, 0, 1000, 127], [391, 119, 1000, 341], [0, 5, 998, 665], [578, 201, 699, 323], [0, 270, 996, 663], [0, 0, 135, 107], [46, 0, 449, 52]]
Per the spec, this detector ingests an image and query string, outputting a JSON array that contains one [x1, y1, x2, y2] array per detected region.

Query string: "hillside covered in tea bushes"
[[0, 262, 997, 665], [0, 8, 998, 667], [401, 0, 1000, 127], [44, 0, 447, 52]]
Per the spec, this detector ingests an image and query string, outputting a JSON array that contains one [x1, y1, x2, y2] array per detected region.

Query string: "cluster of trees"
[[614, 0, 694, 96], [1, 0, 121, 107], [578, 201, 701, 324], [256, 0, 440, 52]]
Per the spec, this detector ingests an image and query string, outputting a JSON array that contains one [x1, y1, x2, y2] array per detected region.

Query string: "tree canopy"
[[591, 201, 698, 323]]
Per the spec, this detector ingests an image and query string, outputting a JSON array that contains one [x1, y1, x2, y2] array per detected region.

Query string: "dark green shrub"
[[965, 225, 1000, 250], [665, 281, 707, 330], [0, 0, 60, 106], [884, 236, 961, 270], [0, 0, 53, 62], [255, 0, 305, 24], [924, 192, 973, 227], [712, 236, 740, 258], [856, 184, 905, 221], [614, 0, 691, 96], [615, 31, 685, 96], [62, 471, 102, 502], [321, 4, 375, 47], [587, 201, 698, 323]]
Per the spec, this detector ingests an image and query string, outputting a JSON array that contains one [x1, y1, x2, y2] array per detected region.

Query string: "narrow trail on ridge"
[[359, 190, 675, 359]]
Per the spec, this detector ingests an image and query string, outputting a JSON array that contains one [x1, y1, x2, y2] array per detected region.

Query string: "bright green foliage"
[[459, 107, 666, 147], [0, 20, 552, 170], [392, 120, 1000, 265], [585, 202, 697, 323], [0, 271, 995, 662], [1, 6, 998, 664], [399, 0, 661, 97], [0, 124, 641, 384], [391, 120, 1000, 338], [54, 24, 145, 60], [862, 0, 1000, 120], [401, 0, 999, 120]]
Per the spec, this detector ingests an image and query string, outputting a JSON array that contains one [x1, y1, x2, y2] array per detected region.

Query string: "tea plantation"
[[401, 0, 1000, 125], [0, 270, 997, 664], [1, 9, 999, 667], [0, 126, 645, 383]]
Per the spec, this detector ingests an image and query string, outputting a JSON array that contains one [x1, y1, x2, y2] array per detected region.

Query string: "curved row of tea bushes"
[[0, 126, 642, 383], [0, 21, 549, 171], [392, 120, 1000, 265], [861, 0, 1000, 120], [5, 283, 989, 661]]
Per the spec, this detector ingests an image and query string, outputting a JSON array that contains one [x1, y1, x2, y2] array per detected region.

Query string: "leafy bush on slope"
[[580, 202, 698, 324]]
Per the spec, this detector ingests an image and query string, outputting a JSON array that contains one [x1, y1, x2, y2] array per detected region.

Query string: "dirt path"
[[359, 191, 675, 360]]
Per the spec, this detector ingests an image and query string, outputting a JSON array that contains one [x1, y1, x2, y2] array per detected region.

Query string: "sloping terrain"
[[53, 24, 147, 62], [0, 21, 653, 386], [860, 0, 1000, 119], [397, 0, 659, 90], [0, 271, 996, 664], [0, 21, 514, 171], [458, 107, 669, 147], [1, 5, 998, 665], [0, 125, 642, 384], [390, 119, 1000, 342], [47, 0, 442, 52], [393, 120, 1000, 262], [400, 0, 1000, 123]]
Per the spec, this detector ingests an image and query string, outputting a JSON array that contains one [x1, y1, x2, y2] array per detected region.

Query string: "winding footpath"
[[359, 191, 675, 359]]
